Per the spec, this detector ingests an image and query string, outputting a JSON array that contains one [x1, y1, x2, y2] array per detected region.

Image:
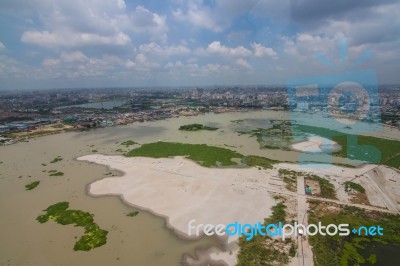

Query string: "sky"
[[0, 0, 399, 90]]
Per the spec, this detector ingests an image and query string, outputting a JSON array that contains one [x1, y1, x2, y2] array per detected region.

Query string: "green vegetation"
[[278, 169, 336, 198], [178, 123, 218, 131], [343, 181, 369, 204], [308, 201, 400, 266], [126, 211, 139, 217], [306, 174, 336, 199], [50, 156, 63, 163], [51, 123, 65, 129], [267, 202, 287, 224], [125, 141, 279, 169], [0, 133, 17, 139], [231, 119, 244, 123], [237, 121, 295, 150], [92, 150, 98, 153], [296, 124, 400, 168], [344, 181, 366, 193], [237, 201, 292, 266], [36, 202, 108, 251], [237, 121, 400, 168], [278, 169, 299, 192], [48, 170, 64, 176], [120, 140, 137, 147], [242, 155, 278, 170], [125, 141, 244, 167], [25, 180, 40, 190]]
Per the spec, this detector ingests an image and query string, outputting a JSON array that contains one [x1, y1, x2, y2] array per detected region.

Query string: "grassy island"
[[50, 156, 63, 163], [25, 180, 40, 190], [125, 141, 243, 167], [236, 119, 400, 168], [125, 141, 279, 169], [126, 211, 139, 217], [36, 202, 108, 251], [120, 140, 137, 147], [295, 124, 400, 168], [179, 123, 218, 131], [48, 170, 64, 176]]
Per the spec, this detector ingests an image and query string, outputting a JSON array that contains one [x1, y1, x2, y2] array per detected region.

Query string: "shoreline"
[[3, 109, 400, 146], [79, 154, 279, 265]]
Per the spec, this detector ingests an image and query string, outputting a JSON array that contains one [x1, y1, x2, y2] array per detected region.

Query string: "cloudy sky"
[[0, 0, 399, 90]]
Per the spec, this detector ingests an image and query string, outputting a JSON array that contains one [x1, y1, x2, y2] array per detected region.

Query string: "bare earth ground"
[[78, 155, 277, 265], [79, 153, 400, 266]]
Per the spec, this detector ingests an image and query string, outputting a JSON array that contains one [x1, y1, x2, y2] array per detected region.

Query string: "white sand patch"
[[291, 136, 341, 153], [78, 154, 277, 265]]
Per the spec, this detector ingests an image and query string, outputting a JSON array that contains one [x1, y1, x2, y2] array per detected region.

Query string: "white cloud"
[[125, 60, 136, 69], [173, 0, 260, 32], [279, 33, 339, 61], [0, 41, 6, 50], [60, 51, 88, 63], [42, 58, 60, 67], [20, 1, 168, 48], [173, 4, 224, 32], [251, 42, 278, 58], [207, 41, 252, 57], [22, 30, 131, 49], [117, 0, 126, 10], [135, 53, 160, 70], [139, 42, 190, 56], [235, 58, 252, 70], [130, 6, 168, 42]]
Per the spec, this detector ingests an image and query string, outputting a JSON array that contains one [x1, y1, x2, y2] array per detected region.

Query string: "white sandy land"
[[291, 136, 340, 153], [78, 154, 278, 265]]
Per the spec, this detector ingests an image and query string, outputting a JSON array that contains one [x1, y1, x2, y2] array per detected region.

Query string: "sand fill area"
[[78, 154, 277, 264]]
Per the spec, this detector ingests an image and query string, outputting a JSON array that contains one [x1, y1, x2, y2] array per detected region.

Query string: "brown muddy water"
[[0, 110, 398, 266]]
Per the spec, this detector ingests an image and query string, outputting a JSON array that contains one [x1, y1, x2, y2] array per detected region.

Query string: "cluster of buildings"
[[0, 85, 399, 142]]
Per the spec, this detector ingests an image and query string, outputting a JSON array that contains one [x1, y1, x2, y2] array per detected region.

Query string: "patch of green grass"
[[242, 155, 278, 170], [125, 142, 244, 167], [344, 181, 366, 193], [125, 141, 280, 169], [49, 170, 64, 176], [120, 140, 137, 147], [36, 202, 108, 251], [50, 156, 63, 163], [1, 133, 16, 139], [278, 169, 298, 192], [178, 123, 218, 131], [266, 202, 287, 224], [92, 150, 98, 153], [237, 201, 291, 266], [25, 180, 40, 190], [126, 211, 139, 217], [308, 202, 400, 266], [307, 174, 336, 199], [296, 124, 400, 168]]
